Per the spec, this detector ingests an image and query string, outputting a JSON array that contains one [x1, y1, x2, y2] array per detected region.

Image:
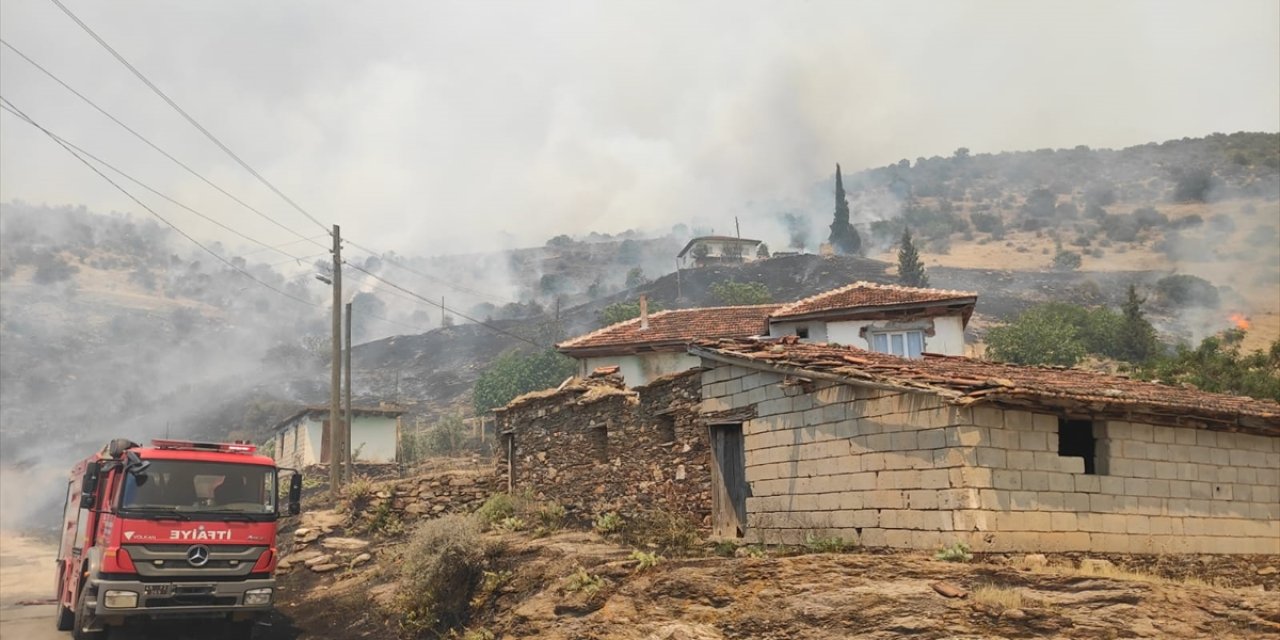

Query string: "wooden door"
[[709, 424, 748, 538]]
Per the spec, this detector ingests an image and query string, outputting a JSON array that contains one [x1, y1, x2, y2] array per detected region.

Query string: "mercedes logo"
[[186, 545, 211, 567]]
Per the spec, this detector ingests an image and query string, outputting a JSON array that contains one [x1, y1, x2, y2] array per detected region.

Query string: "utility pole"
[[675, 258, 682, 300], [329, 224, 342, 500], [344, 301, 353, 484], [735, 216, 741, 239]]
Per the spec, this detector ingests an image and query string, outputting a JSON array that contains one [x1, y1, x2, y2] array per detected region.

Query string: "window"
[[871, 330, 924, 358], [1058, 418, 1097, 474], [794, 326, 810, 339]]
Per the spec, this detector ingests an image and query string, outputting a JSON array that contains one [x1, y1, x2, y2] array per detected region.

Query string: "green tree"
[[709, 281, 772, 305], [986, 306, 1087, 366], [756, 243, 770, 259], [828, 164, 862, 255], [599, 299, 664, 326], [1115, 285, 1160, 363], [625, 267, 648, 289], [897, 227, 929, 287], [472, 348, 577, 414], [1139, 335, 1280, 402]]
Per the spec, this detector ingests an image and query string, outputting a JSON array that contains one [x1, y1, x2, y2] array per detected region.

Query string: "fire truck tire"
[[55, 602, 74, 631], [71, 585, 103, 640]]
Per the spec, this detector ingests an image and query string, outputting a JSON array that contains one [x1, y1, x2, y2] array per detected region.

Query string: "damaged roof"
[[676, 235, 764, 258], [558, 304, 783, 355], [690, 338, 1280, 433], [771, 281, 977, 322]]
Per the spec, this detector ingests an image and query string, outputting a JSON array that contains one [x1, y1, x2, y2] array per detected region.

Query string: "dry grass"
[[1012, 556, 1219, 588], [971, 583, 1028, 611]]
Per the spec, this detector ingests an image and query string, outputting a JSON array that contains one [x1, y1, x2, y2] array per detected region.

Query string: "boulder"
[[311, 563, 340, 573], [303, 554, 333, 568], [321, 537, 371, 552]]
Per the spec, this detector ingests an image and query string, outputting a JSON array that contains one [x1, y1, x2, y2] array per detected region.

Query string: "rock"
[[352, 553, 372, 567], [375, 491, 392, 499], [275, 560, 292, 572], [405, 503, 427, 515], [931, 581, 968, 598], [1000, 608, 1027, 620], [282, 549, 324, 564], [645, 622, 725, 640], [297, 530, 322, 544], [311, 563, 340, 573], [675, 465, 687, 481], [303, 554, 333, 568], [1020, 554, 1048, 568], [431, 504, 446, 513], [321, 537, 371, 552], [293, 528, 312, 539], [1080, 558, 1114, 574], [1257, 566, 1277, 576]]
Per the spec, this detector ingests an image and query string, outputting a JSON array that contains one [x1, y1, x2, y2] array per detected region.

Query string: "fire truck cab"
[[56, 438, 301, 639]]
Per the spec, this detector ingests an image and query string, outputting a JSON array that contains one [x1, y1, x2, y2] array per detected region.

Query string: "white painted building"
[[767, 282, 976, 358], [270, 406, 405, 468], [676, 236, 766, 269]]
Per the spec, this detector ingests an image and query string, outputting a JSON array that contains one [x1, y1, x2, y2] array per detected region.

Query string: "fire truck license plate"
[[144, 584, 172, 596]]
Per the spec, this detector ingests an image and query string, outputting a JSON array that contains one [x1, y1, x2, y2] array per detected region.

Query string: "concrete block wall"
[[953, 410, 1280, 555], [702, 364, 974, 547]]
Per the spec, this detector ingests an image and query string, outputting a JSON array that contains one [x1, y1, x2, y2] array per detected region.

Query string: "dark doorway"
[[709, 424, 748, 538]]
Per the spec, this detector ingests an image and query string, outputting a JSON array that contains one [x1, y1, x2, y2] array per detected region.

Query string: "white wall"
[[822, 314, 966, 356], [350, 416, 398, 463], [581, 352, 701, 387], [275, 415, 399, 466]]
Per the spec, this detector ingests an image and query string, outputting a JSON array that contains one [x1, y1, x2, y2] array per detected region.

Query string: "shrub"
[[986, 306, 1087, 366], [803, 533, 852, 553], [630, 550, 663, 572], [593, 512, 624, 535], [934, 542, 973, 562], [396, 515, 494, 636], [1155, 274, 1220, 308], [709, 281, 772, 305], [1132, 206, 1168, 229], [473, 348, 577, 414], [600, 299, 663, 326], [496, 516, 526, 532], [1051, 250, 1082, 271], [619, 509, 700, 556], [534, 502, 567, 534], [563, 567, 606, 595], [476, 494, 518, 525]]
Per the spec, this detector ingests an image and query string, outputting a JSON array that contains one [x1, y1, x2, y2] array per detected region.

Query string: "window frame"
[[869, 329, 925, 359]]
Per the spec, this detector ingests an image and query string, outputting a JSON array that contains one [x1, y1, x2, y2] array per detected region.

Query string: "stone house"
[[688, 337, 1280, 554], [271, 406, 405, 468], [767, 282, 976, 357], [492, 370, 710, 525], [677, 236, 765, 268], [557, 303, 782, 386]]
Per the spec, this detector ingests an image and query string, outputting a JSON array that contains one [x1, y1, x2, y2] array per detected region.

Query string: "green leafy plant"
[[630, 550, 663, 572], [803, 533, 851, 553], [593, 512, 624, 535], [935, 542, 973, 563], [473, 348, 577, 414], [709, 280, 772, 306], [563, 567, 606, 596], [496, 516, 526, 532], [535, 502, 566, 533], [476, 493, 518, 525]]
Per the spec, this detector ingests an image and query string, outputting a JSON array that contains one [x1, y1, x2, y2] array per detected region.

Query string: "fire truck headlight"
[[103, 590, 139, 608], [243, 588, 273, 606]]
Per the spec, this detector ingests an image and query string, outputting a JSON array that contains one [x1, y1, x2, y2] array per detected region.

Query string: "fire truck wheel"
[[55, 602, 74, 631], [71, 586, 103, 640]]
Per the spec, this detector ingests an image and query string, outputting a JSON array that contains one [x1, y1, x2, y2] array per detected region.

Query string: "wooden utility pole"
[[735, 216, 740, 239], [344, 301, 353, 484], [329, 225, 342, 500]]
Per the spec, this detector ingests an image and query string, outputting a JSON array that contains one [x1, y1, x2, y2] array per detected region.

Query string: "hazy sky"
[[2, 0, 1277, 257]]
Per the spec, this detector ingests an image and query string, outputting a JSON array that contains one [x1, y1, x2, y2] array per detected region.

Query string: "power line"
[[46, 0, 332, 235], [1, 95, 319, 308], [344, 262, 548, 349], [0, 106, 307, 262], [343, 239, 508, 303], [0, 37, 325, 250]]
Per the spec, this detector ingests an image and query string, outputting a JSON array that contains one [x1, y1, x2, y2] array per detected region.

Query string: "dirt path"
[[0, 533, 63, 640]]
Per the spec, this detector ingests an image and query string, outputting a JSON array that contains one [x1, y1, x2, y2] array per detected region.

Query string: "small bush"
[[396, 514, 494, 636], [496, 516, 526, 532], [803, 533, 851, 553], [593, 512, 624, 535], [630, 550, 663, 572], [534, 502, 566, 535], [934, 542, 973, 562], [476, 494, 518, 525], [1155, 274, 1220, 308], [712, 540, 739, 557], [563, 567, 606, 595], [1051, 250, 1082, 271], [619, 509, 700, 556], [972, 583, 1027, 611]]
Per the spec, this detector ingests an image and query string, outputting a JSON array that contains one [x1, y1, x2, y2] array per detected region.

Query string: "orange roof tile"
[[691, 338, 1280, 433], [558, 305, 782, 354], [771, 281, 977, 320]]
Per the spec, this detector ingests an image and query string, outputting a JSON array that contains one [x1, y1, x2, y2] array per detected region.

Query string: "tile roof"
[[558, 304, 783, 353], [690, 338, 1280, 433], [771, 281, 977, 320]]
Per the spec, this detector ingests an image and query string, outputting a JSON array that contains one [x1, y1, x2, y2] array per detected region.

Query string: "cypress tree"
[[897, 227, 929, 287], [828, 164, 862, 255], [1117, 284, 1160, 362]]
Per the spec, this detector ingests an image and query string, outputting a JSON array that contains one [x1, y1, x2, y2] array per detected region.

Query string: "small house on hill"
[[677, 236, 765, 268], [688, 337, 1280, 553], [271, 406, 405, 468], [557, 304, 781, 386], [767, 282, 976, 357]]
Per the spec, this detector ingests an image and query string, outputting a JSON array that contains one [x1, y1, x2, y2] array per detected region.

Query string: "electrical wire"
[[45, 0, 332, 235], [343, 239, 508, 303], [0, 37, 326, 250]]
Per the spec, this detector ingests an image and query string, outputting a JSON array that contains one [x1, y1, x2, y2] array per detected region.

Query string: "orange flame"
[[1229, 313, 1251, 331]]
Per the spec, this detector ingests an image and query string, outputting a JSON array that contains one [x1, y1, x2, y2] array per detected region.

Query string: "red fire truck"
[[55, 438, 301, 639]]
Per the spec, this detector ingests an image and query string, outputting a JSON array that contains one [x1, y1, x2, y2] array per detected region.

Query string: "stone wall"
[[699, 360, 1280, 554], [956, 408, 1280, 554], [494, 371, 710, 527]]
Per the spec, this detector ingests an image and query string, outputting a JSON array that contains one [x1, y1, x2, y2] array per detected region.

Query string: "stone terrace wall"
[[955, 408, 1280, 555], [494, 371, 710, 527], [701, 363, 976, 548]]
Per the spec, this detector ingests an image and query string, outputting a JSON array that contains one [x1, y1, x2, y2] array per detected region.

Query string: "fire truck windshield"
[[120, 460, 277, 518]]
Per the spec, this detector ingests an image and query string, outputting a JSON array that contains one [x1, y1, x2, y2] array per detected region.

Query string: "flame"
[[1229, 313, 1251, 331]]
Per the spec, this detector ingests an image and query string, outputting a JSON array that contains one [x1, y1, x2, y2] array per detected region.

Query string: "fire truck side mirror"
[[287, 474, 303, 516], [79, 464, 100, 509]]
